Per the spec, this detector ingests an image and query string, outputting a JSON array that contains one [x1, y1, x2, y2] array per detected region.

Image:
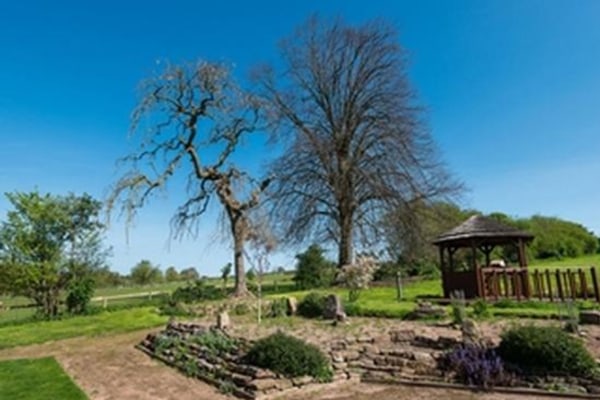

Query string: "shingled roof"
[[432, 214, 533, 246]]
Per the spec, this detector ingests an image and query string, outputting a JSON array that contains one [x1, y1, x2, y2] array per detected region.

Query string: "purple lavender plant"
[[441, 343, 510, 388]]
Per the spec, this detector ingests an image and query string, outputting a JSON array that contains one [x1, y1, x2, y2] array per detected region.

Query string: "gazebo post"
[[439, 246, 447, 298]]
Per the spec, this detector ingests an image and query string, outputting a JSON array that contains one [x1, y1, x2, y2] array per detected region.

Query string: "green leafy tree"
[[165, 266, 180, 282], [0, 191, 107, 317], [130, 260, 163, 285], [293, 244, 336, 290]]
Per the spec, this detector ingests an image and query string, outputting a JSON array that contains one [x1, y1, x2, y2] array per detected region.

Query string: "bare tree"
[[258, 16, 462, 268], [108, 61, 270, 296]]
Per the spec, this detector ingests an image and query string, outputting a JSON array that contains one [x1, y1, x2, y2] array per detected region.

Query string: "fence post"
[[545, 270, 553, 301], [556, 270, 564, 301], [579, 269, 588, 299], [591, 266, 600, 303], [103, 297, 108, 309]]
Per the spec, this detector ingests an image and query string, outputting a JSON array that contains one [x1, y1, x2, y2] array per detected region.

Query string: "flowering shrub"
[[440, 343, 512, 387], [338, 255, 378, 302]]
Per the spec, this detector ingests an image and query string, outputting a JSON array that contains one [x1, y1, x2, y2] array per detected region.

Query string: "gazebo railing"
[[479, 266, 600, 302]]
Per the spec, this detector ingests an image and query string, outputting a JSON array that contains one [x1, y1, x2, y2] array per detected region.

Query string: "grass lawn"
[[0, 307, 168, 349], [0, 357, 86, 400]]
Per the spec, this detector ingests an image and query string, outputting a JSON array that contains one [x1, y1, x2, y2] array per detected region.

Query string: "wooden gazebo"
[[433, 215, 534, 299]]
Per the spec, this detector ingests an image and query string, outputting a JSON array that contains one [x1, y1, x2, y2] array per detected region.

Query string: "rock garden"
[[137, 292, 600, 399]]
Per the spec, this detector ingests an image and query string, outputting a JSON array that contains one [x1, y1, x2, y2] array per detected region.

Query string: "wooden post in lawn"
[[591, 266, 600, 302], [395, 270, 403, 301]]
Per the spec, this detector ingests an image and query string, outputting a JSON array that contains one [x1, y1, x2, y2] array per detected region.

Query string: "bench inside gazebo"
[[432, 215, 534, 299]]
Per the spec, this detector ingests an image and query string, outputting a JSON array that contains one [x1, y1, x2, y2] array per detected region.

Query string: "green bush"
[[66, 277, 95, 315], [171, 279, 224, 303], [498, 325, 597, 377], [293, 244, 336, 290], [297, 292, 326, 318], [268, 298, 288, 318], [472, 299, 490, 319], [244, 332, 332, 381]]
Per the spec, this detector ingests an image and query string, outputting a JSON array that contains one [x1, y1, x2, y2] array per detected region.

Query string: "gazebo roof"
[[432, 215, 533, 247]]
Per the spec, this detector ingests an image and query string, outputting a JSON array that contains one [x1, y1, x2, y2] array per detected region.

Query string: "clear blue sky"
[[1, 1, 599, 275]]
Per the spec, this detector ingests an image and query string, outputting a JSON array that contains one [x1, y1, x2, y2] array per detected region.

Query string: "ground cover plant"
[[439, 343, 512, 387], [0, 357, 87, 400]]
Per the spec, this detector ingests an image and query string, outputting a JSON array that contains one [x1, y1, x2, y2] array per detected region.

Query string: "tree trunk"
[[231, 215, 249, 297], [338, 213, 354, 268]]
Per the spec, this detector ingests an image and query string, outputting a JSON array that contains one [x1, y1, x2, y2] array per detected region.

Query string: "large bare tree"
[[258, 16, 461, 268], [108, 61, 270, 296]]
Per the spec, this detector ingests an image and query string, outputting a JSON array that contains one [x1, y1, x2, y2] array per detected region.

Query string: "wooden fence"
[[479, 266, 600, 302]]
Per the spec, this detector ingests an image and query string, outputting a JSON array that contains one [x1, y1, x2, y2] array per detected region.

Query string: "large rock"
[[286, 297, 298, 316], [461, 319, 482, 344], [217, 311, 230, 330], [323, 294, 344, 320], [580, 310, 600, 325]]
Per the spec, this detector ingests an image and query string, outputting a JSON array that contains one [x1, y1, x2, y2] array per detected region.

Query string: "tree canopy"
[[258, 15, 461, 267], [0, 191, 108, 317]]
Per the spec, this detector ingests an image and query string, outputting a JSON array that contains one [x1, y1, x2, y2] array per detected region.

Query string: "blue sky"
[[1, 1, 599, 275]]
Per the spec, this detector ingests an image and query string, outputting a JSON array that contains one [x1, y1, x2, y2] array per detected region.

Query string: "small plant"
[[191, 330, 238, 356], [182, 358, 199, 377], [498, 325, 597, 377], [230, 302, 251, 316], [268, 298, 288, 318], [297, 292, 326, 318], [66, 277, 95, 315], [562, 300, 579, 333], [243, 332, 332, 381], [153, 334, 181, 356], [450, 290, 466, 325], [338, 255, 378, 302], [440, 343, 511, 387], [472, 299, 491, 319], [218, 380, 236, 394]]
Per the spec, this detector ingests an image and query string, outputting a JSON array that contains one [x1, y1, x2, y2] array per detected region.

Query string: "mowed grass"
[[0, 357, 87, 400], [0, 307, 167, 349]]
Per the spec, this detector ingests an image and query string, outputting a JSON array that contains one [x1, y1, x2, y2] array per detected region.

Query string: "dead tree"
[[108, 61, 270, 296], [258, 16, 462, 268]]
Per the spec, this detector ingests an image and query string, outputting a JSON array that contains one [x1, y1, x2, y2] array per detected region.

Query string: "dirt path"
[[0, 323, 580, 400], [0, 329, 229, 400]]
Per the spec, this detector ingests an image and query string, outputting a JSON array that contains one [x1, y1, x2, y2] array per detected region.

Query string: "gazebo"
[[432, 215, 534, 299]]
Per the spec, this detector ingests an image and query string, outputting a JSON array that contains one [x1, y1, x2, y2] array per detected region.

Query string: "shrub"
[[66, 277, 95, 314], [293, 244, 336, 290], [498, 325, 596, 377], [231, 302, 251, 316], [171, 279, 224, 303], [244, 332, 332, 381], [268, 298, 288, 318], [472, 299, 490, 319], [297, 292, 326, 318], [337, 255, 377, 302], [440, 343, 512, 387]]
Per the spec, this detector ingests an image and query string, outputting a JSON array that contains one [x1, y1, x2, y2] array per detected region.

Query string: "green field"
[[0, 357, 87, 400], [0, 307, 167, 349]]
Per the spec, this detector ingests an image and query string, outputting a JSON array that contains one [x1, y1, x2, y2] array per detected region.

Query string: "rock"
[[390, 329, 415, 343], [217, 311, 230, 330], [291, 376, 313, 386], [580, 310, 600, 325], [248, 378, 279, 391], [286, 297, 298, 316], [407, 301, 447, 320], [323, 294, 344, 319], [461, 319, 481, 344]]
